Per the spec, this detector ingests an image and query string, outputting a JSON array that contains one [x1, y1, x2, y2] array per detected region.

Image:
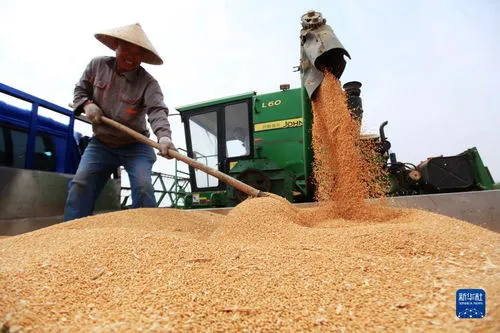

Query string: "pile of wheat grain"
[[1, 203, 499, 332]]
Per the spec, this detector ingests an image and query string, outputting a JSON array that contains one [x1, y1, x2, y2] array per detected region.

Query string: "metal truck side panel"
[[0, 167, 121, 236]]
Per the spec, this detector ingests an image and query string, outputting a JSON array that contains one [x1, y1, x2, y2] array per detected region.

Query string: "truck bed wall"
[[0, 166, 121, 235], [385, 190, 500, 232]]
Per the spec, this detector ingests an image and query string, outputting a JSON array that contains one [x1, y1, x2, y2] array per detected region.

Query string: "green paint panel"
[[461, 147, 495, 189], [251, 88, 312, 198], [253, 89, 305, 168], [254, 88, 302, 122]]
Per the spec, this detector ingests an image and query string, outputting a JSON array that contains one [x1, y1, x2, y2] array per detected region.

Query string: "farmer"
[[64, 23, 176, 221]]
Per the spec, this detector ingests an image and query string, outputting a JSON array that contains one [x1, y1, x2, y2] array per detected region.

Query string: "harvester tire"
[[235, 168, 271, 202]]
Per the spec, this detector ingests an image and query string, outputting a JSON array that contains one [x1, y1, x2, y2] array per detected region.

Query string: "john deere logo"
[[254, 117, 303, 132], [284, 119, 303, 128]]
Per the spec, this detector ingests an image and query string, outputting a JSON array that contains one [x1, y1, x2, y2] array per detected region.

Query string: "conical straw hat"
[[95, 23, 163, 65]]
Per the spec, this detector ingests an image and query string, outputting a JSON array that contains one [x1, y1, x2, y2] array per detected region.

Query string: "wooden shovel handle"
[[100, 116, 265, 199]]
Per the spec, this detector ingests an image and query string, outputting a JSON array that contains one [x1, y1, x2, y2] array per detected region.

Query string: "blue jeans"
[[64, 137, 157, 221]]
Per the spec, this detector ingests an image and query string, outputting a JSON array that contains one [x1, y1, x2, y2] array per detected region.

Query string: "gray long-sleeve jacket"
[[73, 56, 172, 147]]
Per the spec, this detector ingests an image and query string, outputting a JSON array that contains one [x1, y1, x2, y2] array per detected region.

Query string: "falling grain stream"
[[1, 74, 498, 332]]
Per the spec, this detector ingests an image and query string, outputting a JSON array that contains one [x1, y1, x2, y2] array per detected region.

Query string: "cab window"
[[0, 124, 57, 171]]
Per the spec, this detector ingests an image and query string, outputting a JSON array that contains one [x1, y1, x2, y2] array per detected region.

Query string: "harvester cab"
[[176, 10, 351, 209]]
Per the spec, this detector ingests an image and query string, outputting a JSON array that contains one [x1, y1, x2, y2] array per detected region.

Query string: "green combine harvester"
[[174, 11, 498, 212]]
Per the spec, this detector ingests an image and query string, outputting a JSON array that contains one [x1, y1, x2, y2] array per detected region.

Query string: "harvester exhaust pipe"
[[300, 10, 351, 99], [343, 81, 364, 122]]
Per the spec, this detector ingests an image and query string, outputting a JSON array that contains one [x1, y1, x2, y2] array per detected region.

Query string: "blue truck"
[[0, 82, 121, 235]]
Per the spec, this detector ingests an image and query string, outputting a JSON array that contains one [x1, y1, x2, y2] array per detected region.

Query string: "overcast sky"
[[1, 0, 499, 182]]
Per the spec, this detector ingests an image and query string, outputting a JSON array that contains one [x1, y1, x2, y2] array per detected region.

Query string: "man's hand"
[[84, 102, 104, 123], [159, 137, 177, 159]]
